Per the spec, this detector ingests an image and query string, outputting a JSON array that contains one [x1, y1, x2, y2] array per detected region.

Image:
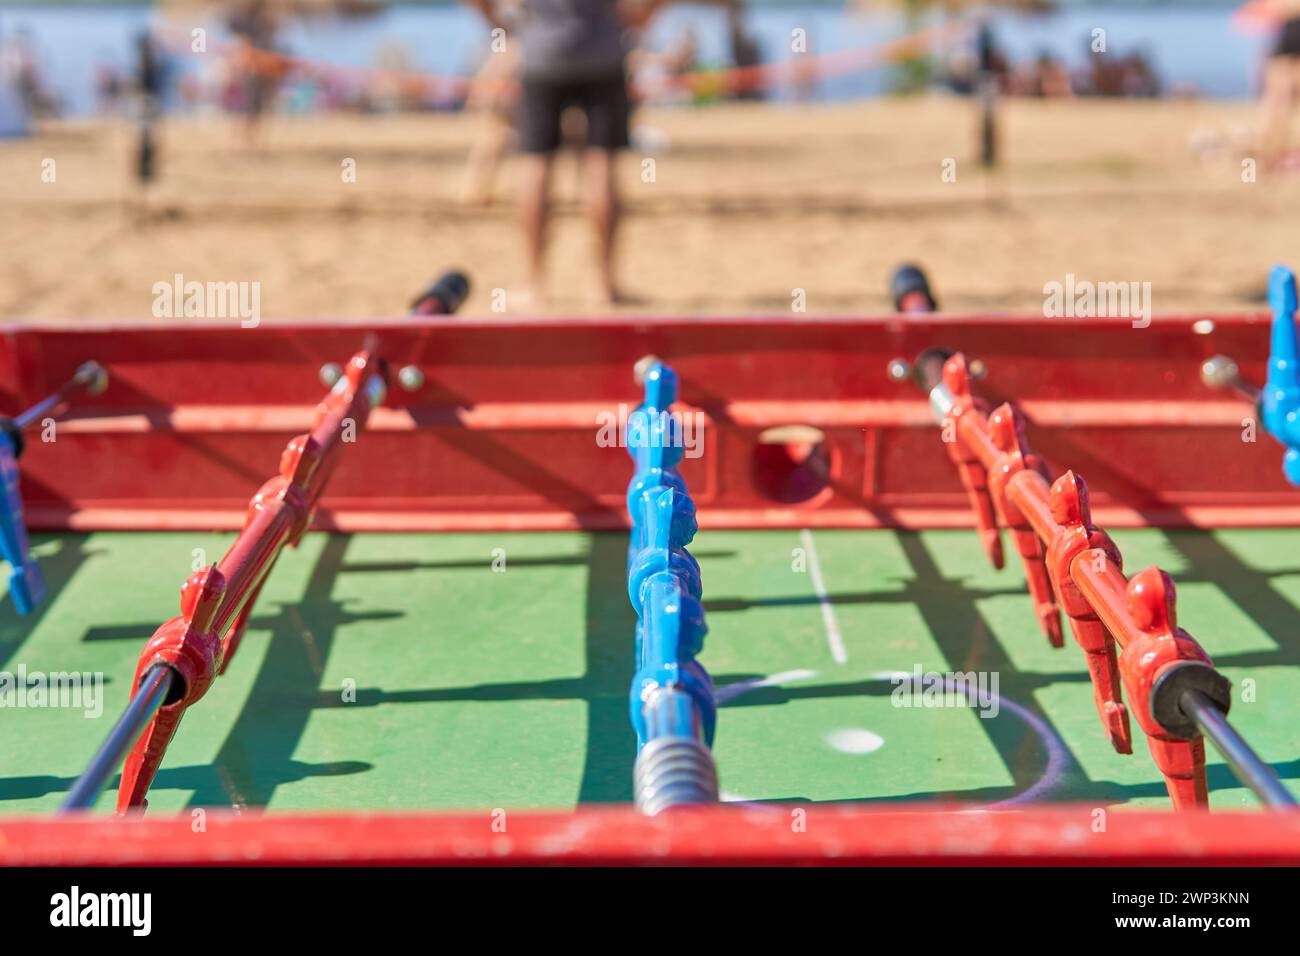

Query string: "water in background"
[[0, 3, 1274, 117]]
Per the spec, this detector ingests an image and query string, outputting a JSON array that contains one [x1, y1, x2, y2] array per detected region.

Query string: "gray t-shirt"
[[517, 0, 627, 82]]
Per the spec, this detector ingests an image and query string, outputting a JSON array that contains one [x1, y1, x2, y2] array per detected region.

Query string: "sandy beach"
[[0, 94, 1295, 320]]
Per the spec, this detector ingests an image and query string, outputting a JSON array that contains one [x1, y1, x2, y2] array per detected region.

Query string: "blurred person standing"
[[467, 0, 665, 308], [133, 31, 165, 186], [1255, 0, 1300, 162], [228, 0, 284, 149], [460, 18, 523, 206], [728, 5, 763, 102], [3, 28, 59, 119]]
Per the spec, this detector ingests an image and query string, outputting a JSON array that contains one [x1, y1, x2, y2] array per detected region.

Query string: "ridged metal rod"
[[633, 687, 719, 815]]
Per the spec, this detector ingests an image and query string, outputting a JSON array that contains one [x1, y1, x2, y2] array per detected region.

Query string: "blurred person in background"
[[467, 0, 667, 308], [1009, 51, 1072, 98], [228, 0, 286, 149], [627, 25, 698, 105], [460, 4, 524, 206], [94, 53, 127, 117], [728, 5, 763, 102], [133, 31, 166, 186], [1256, 0, 1300, 162], [2, 27, 60, 119]]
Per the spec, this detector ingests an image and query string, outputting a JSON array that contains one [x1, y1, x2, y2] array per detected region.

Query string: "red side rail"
[[0, 313, 1291, 532], [7, 805, 1300, 866]]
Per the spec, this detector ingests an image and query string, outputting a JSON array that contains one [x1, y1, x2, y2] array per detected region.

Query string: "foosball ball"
[[2, 267, 1300, 866]]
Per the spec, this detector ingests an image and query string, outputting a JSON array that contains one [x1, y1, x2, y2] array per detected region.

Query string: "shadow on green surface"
[[0, 534, 97, 671], [1162, 530, 1300, 670], [707, 529, 1300, 809], [577, 533, 638, 803], [183, 535, 390, 809], [0, 759, 370, 804], [719, 757, 1300, 808], [164, 531, 640, 808], [284, 532, 639, 804], [81, 607, 403, 644], [25, 527, 1299, 812], [890, 531, 1094, 800], [341, 550, 735, 576], [704, 583, 1027, 614], [714, 671, 1092, 709]]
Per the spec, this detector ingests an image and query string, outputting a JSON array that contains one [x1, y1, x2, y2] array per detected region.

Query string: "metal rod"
[[1181, 689, 1297, 809], [642, 686, 704, 742], [13, 394, 64, 431], [13, 361, 108, 431], [1200, 355, 1261, 405], [928, 381, 956, 425], [59, 663, 174, 813]]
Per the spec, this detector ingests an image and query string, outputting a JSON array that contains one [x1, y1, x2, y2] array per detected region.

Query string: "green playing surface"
[[2, 528, 1298, 814]]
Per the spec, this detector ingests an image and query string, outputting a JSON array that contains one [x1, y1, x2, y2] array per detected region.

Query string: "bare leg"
[[1290, 59, 1300, 156], [461, 116, 512, 205], [583, 147, 620, 305], [461, 50, 520, 206], [517, 151, 553, 310], [242, 114, 261, 151], [1258, 57, 1294, 165]]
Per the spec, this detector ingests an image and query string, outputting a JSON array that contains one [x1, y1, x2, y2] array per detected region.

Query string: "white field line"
[[799, 528, 847, 664]]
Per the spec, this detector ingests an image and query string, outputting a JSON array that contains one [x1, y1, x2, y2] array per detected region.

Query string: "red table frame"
[[6, 313, 1297, 863]]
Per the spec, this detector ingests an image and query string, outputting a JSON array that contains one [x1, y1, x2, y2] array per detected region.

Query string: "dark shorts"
[[1278, 19, 1300, 58], [518, 71, 631, 154]]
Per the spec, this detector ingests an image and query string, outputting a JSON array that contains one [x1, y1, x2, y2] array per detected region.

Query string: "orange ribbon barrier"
[[156, 17, 972, 107], [643, 19, 973, 100]]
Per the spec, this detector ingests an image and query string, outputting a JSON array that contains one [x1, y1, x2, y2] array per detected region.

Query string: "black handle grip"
[[890, 264, 938, 313], [410, 270, 471, 316]]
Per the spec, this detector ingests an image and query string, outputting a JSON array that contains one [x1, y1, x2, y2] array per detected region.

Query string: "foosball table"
[[2, 268, 1299, 865]]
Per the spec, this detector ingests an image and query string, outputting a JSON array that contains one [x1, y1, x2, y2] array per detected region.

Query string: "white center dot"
[[825, 728, 885, 755]]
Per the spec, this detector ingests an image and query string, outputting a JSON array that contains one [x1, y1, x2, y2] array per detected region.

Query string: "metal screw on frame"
[[319, 363, 344, 388], [397, 366, 425, 392]]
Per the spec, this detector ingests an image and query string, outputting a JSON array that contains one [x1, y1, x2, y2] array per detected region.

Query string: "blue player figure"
[[0, 360, 108, 615], [623, 359, 719, 813], [0, 418, 45, 614], [1262, 265, 1300, 485]]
